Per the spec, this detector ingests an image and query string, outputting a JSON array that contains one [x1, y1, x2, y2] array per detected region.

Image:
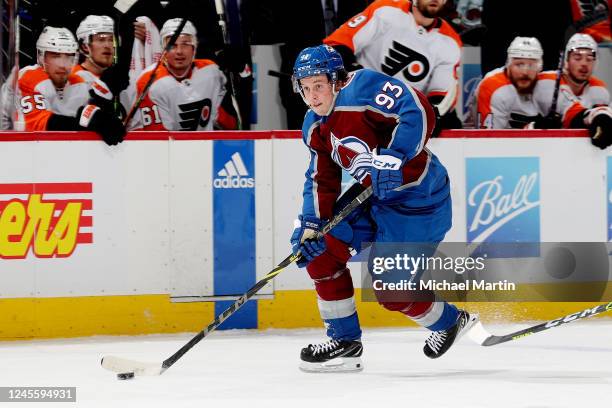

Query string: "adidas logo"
[[213, 152, 255, 189]]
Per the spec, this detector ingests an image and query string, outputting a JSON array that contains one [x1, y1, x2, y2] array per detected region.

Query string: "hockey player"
[[290, 45, 478, 373], [475, 36, 612, 148], [129, 18, 236, 131], [13, 26, 125, 145], [475, 37, 545, 129], [561, 33, 609, 107], [323, 0, 463, 131], [73, 15, 115, 89]]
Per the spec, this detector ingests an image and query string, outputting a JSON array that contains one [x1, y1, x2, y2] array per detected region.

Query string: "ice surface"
[[1, 322, 611, 408]]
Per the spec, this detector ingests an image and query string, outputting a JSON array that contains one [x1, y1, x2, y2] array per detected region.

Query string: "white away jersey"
[[475, 68, 589, 129], [13, 64, 90, 131], [324, 0, 462, 106], [129, 59, 227, 131]]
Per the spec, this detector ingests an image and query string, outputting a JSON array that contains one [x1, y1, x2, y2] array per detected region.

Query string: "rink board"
[[0, 130, 611, 339]]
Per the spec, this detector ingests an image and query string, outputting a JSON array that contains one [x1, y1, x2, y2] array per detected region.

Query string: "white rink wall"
[[0, 130, 611, 339]]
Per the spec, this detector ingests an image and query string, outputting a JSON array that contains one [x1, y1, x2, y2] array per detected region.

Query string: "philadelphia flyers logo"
[[381, 41, 430, 83], [178, 98, 213, 130]]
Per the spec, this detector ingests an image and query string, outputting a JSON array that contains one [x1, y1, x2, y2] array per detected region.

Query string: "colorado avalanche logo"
[[330, 133, 372, 182]]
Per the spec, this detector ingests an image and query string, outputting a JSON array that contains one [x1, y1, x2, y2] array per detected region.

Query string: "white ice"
[[1, 321, 611, 408]]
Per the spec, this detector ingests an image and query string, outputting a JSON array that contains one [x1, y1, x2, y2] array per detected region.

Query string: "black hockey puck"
[[117, 372, 135, 380]]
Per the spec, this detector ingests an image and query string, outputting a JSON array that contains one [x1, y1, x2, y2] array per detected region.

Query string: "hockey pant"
[[306, 191, 458, 341]]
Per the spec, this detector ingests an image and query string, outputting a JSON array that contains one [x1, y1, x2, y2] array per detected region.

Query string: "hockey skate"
[[423, 310, 479, 359], [299, 339, 363, 373]]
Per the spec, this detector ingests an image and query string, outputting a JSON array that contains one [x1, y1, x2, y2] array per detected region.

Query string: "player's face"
[[43, 51, 76, 87], [566, 49, 595, 82], [87, 33, 115, 68], [507, 58, 539, 94], [415, 0, 447, 18], [299, 75, 335, 116], [166, 34, 196, 73]]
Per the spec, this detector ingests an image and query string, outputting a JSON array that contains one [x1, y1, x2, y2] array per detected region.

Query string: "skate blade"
[[299, 357, 363, 373]]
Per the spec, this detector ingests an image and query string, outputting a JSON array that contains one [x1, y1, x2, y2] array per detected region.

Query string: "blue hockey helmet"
[[292, 45, 345, 93]]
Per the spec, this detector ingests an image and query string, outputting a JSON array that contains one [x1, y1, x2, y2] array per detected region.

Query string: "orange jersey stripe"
[[324, 0, 411, 52], [476, 70, 510, 128]]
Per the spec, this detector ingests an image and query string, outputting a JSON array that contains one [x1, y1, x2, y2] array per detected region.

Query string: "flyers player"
[[475, 37, 545, 129], [475, 36, 612, 149], [561, 33, 609, 108], [323, 0, 462, 130], [13, 26, 125, 145], [290, 45, 478, 373], [129, 19, 236, 131], [73, 16, 115, 93]]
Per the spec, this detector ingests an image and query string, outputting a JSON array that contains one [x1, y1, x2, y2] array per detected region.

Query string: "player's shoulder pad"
[[301, 110, 322, 144], [193, 59, 219, 70], [71, 64, 85, 75], [67, 72, 87, 86], [18, 65, 51, 92], [436, 18, 463, 49], [338, 69, 411, 109], [479, 68, 510, 89], [375, 0, 410, 12], [589, 75, 608, 88], [136, 62, 170, 90], [537, 70, 558, 82]]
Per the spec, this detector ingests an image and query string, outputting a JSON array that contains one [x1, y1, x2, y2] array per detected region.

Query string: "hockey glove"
[[370, 148, 406, 200], [583, 106, 612, 150], [77, 104, 126, 146], [531, 112, 562, 129], [99, 64, 129, 97], [290, 215, 326, 268]]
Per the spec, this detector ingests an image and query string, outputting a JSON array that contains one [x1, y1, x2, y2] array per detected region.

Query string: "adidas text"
[[214, 177, 255, 189]]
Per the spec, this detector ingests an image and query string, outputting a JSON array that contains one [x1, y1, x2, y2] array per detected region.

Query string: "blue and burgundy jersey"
[[300, 69, 449, 220]]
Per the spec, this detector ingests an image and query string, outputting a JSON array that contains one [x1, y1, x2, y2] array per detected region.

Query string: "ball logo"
[[330, 133, 372, 183], [214, 152, 254, 189], [466, 158, 540, 250]]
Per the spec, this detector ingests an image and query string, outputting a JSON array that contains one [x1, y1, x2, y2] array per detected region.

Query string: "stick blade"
[[113, 0, 138, 13], [467, 321, 494, 346], [101, 355, 163, 376]]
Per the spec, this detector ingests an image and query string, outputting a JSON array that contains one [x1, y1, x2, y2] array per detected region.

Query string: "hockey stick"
[[468, 302, 612, 347], [101, 186, 373, 377], [113, 0, 139, 14], [108, 0, 139, 118], [214, 0, 244, 129], [548, 9, 609, 117], [122, 17, 188, 126]]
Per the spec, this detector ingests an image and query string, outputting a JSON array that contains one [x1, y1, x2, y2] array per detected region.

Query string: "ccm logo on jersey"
[[214, 152, 255, 189], [0, 183, 93, 259]]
